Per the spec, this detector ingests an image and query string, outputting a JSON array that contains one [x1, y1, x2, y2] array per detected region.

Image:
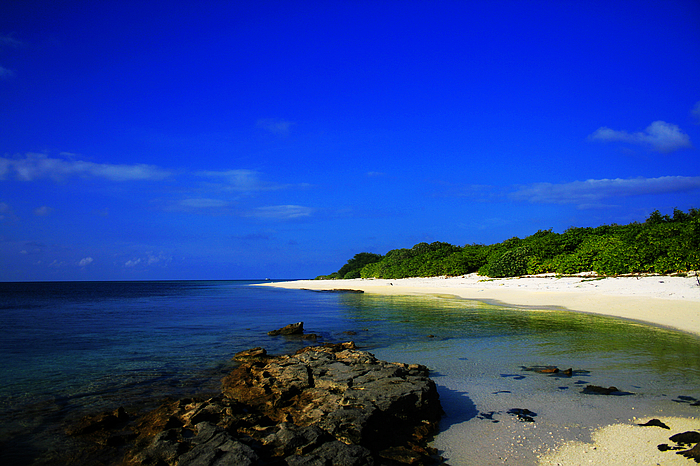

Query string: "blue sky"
[[1, 0, 699, 281]]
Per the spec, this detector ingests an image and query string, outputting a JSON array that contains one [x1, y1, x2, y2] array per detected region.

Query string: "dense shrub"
[[324, 208, 700, 279], [487, 247, 532, 278]]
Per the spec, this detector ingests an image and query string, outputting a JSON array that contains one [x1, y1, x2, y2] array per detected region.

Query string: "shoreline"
[[258, 274, 700, 336], [260, 275, 700, 464]]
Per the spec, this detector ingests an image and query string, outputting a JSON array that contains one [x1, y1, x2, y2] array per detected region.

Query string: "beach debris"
[[638, 418, 670, 429], [507, 408, 536, 422], [268, 322, 304, 336], [582, 385, 633, 395]]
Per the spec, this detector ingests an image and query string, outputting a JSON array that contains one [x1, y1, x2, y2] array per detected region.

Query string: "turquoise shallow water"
[[1, 281, 699, 465]]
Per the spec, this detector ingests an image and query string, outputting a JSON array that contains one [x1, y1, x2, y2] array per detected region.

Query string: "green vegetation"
[[317, 208, 700, 279]]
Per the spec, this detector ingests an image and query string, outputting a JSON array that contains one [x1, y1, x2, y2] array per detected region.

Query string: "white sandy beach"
[[261, 274, 700, 465], [260, 274, 700, 336]]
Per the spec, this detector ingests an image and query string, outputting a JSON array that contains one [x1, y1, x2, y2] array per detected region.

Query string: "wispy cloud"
[[250, 205, 313, 220], [0, 153, 171, 182], [179, 198, 230, 209], [78, 257, 93, 267], [0, 66, 14, 79], [692, 101, 700, 125], [257, 118, 294, 135], [510, 176, 700, 206], [196, 169, 311, 193], [0, 201, 13, 220], [196, 169, 273, 192], [33, 206, 53, 216], [124, 252, 171, 268], [0, 35, 25, 48], [0, 34, 25, 80], [588, 121, 692, 153]]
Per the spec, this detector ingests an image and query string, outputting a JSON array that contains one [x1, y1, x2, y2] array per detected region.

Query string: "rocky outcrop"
[[267, 321, 319, 340], [65, 342, 443, 465], [268, 322, 305, 336]]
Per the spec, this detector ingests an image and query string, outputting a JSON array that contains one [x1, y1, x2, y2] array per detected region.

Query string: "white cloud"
[[125, 258, 141, 267], [33, 206, 52, 216], [251, 205, 313, 220], [79, 257, 93, 267], [588, 121, 692, 153], [510, 176, 700, 206], [0, 153, 171, 182], [692, 101, 700, 125]]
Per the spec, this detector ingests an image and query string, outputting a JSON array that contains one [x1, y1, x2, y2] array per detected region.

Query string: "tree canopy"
[[317, 208, 700, 279]]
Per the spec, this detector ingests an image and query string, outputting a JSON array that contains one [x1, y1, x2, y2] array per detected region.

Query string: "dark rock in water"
[[507, 408, 536, 422], [677, 442, 700, 462], [582, 385, 632, 395], [638, 419, 670, 429], [65, 342, 443, 465], [66, 406, 130, 437], [670, 431, 700, 445], [268, 322, 304, 336], [521, 366, 576, 377], [673, 395, 700, 406], [477, 411, 499, 423]]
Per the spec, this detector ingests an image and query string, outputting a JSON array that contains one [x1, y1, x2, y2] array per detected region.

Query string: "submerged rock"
[[582, 385, 632, 395]]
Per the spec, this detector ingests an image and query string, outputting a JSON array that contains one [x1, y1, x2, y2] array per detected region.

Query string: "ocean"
[[2, 280, 700, 465]]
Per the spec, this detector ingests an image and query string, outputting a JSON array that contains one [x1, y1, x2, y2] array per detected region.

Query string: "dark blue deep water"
[[2, 280, 700, 465]]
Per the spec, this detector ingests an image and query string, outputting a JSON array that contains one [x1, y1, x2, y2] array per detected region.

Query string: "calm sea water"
[[1, 281, 700, 465]]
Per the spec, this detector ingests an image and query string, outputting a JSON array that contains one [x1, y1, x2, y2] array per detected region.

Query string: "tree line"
[[317, 208, 700, 280]]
